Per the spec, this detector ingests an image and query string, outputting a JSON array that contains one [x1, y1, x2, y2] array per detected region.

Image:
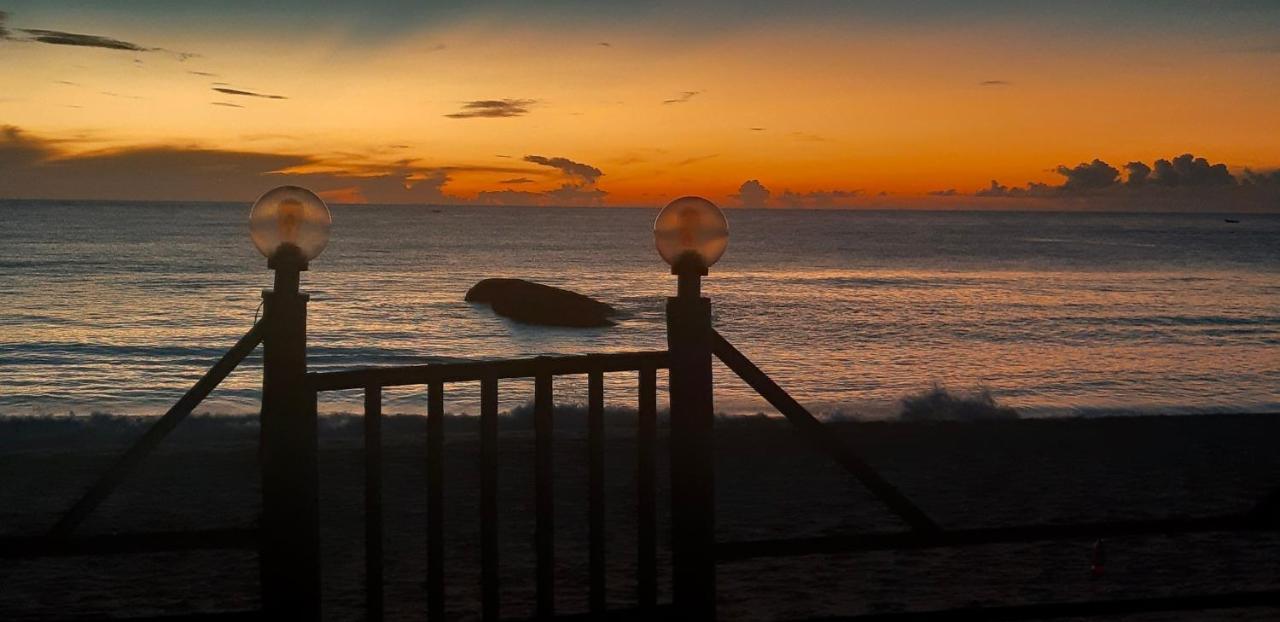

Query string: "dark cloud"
[[21, 29, 147, 51], [445, 99, 535, 118], [732, 179, 770, 208], [1056, 159, 1120, 192], [662, 91, 700, 104], [598, 42, 611, 47], [499, 177, 534, 184], [211, 102, 244, 108], [1242, 169, 1280, 187], [213, 87, 287, 100], [749, 127, 766, 131], [187, 70, 219, 77], [475, 183, 607, 207], [1, 11, 195, 59], [523, 155, 603, 184], [979, 80, 1011, 86], [778, 188, 862, 208], [975, 152, 1279, 210], [929, 188, 959, 196], [1124, 161, 1151, 187], [1148, 153, 1235, 187], [1, 125, 600, 205]]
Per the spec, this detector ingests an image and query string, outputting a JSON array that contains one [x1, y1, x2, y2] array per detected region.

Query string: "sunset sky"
[[2, 1, 1279, 209]]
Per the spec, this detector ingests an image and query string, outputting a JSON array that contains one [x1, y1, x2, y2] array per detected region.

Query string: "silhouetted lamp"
[[654, 196, 728, 298]]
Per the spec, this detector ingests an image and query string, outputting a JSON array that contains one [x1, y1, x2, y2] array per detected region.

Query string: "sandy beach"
[[3, 411, 1278, 620]]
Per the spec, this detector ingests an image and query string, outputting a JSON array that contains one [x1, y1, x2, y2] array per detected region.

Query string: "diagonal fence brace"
[[711, 330, 940, 533], [48, 320, 267, 538]]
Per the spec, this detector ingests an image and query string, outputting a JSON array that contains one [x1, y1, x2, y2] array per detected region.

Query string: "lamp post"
[[656, 196, 728, 620], [251, 186, 331, 620]]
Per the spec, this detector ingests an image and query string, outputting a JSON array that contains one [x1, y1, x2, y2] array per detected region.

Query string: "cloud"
[[499, 177, 534, 184], [778, 188, 862, 208], [749, 127, 766, 131], [0, 125, 625, 206], [974, 152, 1279, 210], [732, 179, 771, 208], [1056, 159, 1120, 192], [475, 183, 607, 207], [1147, 153, 1235, 187], [0, 11, 195, 60], [598, 42, 611, 47], [662, 91, 700, 104], [1123, 161, 1151, 187], [213, 87, 287, 99], [187, 70, 219, 77], [1242, 169, 1280, 187], [211, 102, 243, 108], [523, 155, 603, 184], [979, 80, 1011, 86], [445, 99, 535, 118], [929, 188, 959, 196], [790, 131, 825, 142]]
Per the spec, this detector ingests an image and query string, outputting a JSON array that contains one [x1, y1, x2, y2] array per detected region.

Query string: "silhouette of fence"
[[308, 351, 669, 621], [4, 261, 1280, 621]]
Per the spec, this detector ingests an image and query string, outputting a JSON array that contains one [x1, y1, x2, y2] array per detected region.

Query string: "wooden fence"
[[3, 261, 1278, 621]]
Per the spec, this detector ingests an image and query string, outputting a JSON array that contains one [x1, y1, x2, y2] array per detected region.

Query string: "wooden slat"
[[711, 330, 940, 533], [1, 528, 258, 559], [50, 320, 266, 537], [363, 386, 384, 621], [534, 372, 555, 618], [587, 369, 606, 613], [636, 366, 658, 610], [806, 589, 1280, 621], [309, 351, 669, 392], [427, 380, 445, 620], [480, 375, 500, 622], [716, 512, 1263, 563]]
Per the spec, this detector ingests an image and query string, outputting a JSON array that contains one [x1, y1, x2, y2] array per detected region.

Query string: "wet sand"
[[2, 412, 1279, 620]]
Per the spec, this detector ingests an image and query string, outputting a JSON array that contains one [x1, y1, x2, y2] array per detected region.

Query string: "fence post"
[[667, 256, 716, 620], [258, 251, 321, 620]]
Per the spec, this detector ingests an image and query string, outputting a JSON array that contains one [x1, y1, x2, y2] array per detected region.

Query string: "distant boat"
[[1224, 218, 1240, 224]]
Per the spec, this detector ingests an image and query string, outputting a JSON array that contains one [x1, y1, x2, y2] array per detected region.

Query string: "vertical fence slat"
[[637, 365, 658, 609], [534, 371, 555, 618], [480, 375, 500, 622], [364, 386, 384, 621], [588, 369, 606, 613], [427, 380, 445, 620]]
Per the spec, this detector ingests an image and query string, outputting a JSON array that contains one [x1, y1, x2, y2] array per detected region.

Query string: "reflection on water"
[[1, 201, 1277, 419]]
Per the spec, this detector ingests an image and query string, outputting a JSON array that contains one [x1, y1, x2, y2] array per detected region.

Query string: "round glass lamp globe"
[[249, 186, 331, 262], [653, 196, 729, 268]]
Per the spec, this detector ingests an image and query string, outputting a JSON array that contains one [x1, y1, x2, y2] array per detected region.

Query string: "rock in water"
[[465, 278, 616, 327]]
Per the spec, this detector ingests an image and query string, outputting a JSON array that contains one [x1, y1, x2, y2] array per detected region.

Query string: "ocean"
[[1, 201, 1277, 419]]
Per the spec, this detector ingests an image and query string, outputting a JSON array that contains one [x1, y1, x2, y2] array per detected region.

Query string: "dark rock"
[[465, 278, 616, 327]]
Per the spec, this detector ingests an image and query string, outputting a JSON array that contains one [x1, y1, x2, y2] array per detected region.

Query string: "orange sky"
[[2, 3, 1279, 207]]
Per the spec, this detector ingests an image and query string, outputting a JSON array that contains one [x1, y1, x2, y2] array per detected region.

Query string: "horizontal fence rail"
[[309, 350, 671, 621], [809, 589, 1280, 622], [717, 513, 1270, 563], [307, 350, 669, 391], [1, 528, 259, 559]]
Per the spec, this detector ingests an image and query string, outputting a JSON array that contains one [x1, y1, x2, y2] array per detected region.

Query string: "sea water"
[[1, 201, 1277, 419]]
